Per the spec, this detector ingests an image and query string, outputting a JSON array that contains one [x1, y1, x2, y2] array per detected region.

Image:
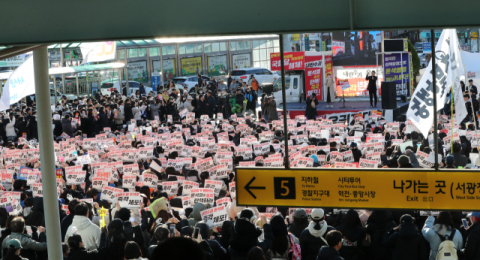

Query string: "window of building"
[[220, 42, 227, 51], [128, 49, 138, 58], [162, 45, 176, 55], [252, 39, 277, 69], [212, 43, 219, 52], [204, 43, 212, 53], [178, 45, 186, 55], [138, 48, 147, 57], [149, 47, 160, 56]]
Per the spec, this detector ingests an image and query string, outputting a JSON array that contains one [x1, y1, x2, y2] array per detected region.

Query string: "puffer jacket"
[[115, 106, 125, 124], [5, 117, 16, 137], [65, 247, 100, 260], [422, 216, 463, 260], [2, 232, 47, 260], [62, 118, 76, 137], [65, 216, 102, 251], [383, 222, 428, 260]]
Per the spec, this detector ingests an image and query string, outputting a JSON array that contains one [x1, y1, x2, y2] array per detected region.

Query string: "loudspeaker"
[[381, 81, 397, 109], [384, 39, 406, 52]]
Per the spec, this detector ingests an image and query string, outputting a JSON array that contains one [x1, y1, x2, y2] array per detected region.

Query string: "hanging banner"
[[207, 55, 227, 76], [181, 57, 202, 76], [305, 53, 323, 100], [80, 42, 116, 64], [127, 61, 148, 83], [232, 54, 251, 69], [1, 56, 36, 110], [407, 29, 467, 136], [334, 66, 384, 97], [383, 53, 411, 96], [270, 52, 305, 71]]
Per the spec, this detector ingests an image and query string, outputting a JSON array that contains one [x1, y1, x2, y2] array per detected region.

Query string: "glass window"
[[274, 47, 280, 53], [274, 78, 290, 91], [253, 41, 260, 49], [167, 45, 176, 55], [204, 43, 212, 53], [263, 69, 273, 75], [253, 49, 260, 61], [254, 61, 261, 67], [138, 48, 147, 57], [244, 41, 251, 49], [230, 42, 236, 51], [266, 48, 272, 60], [236, 41, 244, 50], [293, 78, 298, 89], [220, 42, 227, 51], [149, 47, 159, 56], [186, 44, 194, 54], [274, 39, 280, 47], [212, 43, 219, 52], [195, 44, 202, 53], [128, 49, 138, 58], [260, 49, 267, 60], [267, 40, 274, 48], [119, 50, 125, 60], [259, 40, 267, 49], [261, 61, 269, 69], [178, 45, 186, 55]]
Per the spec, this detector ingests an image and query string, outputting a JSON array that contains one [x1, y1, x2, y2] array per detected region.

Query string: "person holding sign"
[[305, 93, 319, 120]]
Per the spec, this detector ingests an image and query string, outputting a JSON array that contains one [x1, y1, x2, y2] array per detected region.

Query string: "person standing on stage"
[[366, 71, 378, 107]]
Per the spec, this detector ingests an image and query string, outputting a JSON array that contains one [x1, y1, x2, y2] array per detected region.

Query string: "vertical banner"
[[127, 61, 148, 83], [383, 52, 410, 96], [181, 57, 202, 76], [232, 54, 251, 69], [207, 56, 227, 76], [409, 53, 414, 96], [304, 54, 323, 100]]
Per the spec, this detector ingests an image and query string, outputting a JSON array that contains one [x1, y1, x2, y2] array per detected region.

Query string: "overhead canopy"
[[0, 62, 125, 81], [2, 0, 480, 46]]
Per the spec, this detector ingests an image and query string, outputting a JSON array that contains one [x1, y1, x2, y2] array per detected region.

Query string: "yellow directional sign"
[[236, 168, 480, 211]]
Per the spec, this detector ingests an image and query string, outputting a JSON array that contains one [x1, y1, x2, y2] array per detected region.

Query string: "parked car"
[[168, 75, 210, 91], [29, 85, 77, 104], [231, 67, 277, 86], [99, 81, 152, 96]]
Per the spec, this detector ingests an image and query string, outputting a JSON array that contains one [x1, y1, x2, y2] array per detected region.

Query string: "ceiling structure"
[[1, 0, 480, 46]]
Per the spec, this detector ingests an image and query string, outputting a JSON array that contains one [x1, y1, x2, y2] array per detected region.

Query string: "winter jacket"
[[228, 219, 273, 260], [115, 106, 125, 124], [184, 100, 194, 112], [207, 95, 216, 115], [132, 106, 145, 121], [27, 115, 38, 140], [124, 103, 134, 122], [65, 215, 102, 251], [316, 246, 344, 260], [2, 232, 47, 260], [65, 247, 100, 260], [15, 120, 28, 138], [61, 213, 75, 242], [338, 224, 365, 260], [53, 119, 63, 137], [365, 210, 396, 260], [463, 221, 480, 260], [149, 103, 160, 120], [325, 77, 336, 102], [305, 96, 319, 120], [6, 117, 16, 137], [197, 100, 208, 116], [25, 197, 46, 228], [383, 222, 428, 260], [266, 99, 278, 121], [422, 216, 463, 260], [62, 118, 76, 137], [300, 225, 336, 260], [288, 218, 309, 238]]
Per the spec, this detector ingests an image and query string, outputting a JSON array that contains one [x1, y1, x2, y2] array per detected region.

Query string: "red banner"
[[270, 52, 305, 71], [304, 54, 323, 100]]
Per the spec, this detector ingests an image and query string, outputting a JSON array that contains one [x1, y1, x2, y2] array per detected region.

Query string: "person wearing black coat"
[[61, 115, 76, 137], [366, 71, 378, 107], [288, 209, 309, 238], [305, 94, 319, 120], [383, 214, 428, 260], [124, 100, 134, 123], [86, 111, 98, 138], [365, 210, 396, 260], [65, 234, 100, 260], [196, 221, 227, 260], [53, 115, 63, 138], [14, 117, 28, 139], [206, 92, 216, 118], [25, 197, 45, 228], [97, 107, 109, 132], [197, 96, 208, 117], [462, 213, 480, 260], [26, 109, 37, 140], [300, 208, 336, 260], [335, 210, 366, 260]]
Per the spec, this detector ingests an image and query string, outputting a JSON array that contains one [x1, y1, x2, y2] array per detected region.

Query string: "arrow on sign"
[[244, 177, 265, 199]]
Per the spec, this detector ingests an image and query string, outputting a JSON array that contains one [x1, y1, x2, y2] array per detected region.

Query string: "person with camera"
[[305, 93, 319, 120], [366, 71, 378, 107], [265, 96, 278, 121]]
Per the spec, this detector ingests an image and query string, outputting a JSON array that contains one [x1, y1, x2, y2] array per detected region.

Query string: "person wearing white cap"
[[299, 208, 335, 260]]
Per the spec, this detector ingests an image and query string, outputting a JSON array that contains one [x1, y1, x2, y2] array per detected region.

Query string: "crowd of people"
[[0, 75, 477, 260]]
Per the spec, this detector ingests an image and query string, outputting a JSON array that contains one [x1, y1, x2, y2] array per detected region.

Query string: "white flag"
[[1, 56, 35, 110], [407, 29, 467, 136], [81, 42, 116, 64]]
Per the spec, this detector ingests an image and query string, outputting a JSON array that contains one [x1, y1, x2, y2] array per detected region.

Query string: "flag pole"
[[431, 30, 439, 170], [451, 83, 454, 154]]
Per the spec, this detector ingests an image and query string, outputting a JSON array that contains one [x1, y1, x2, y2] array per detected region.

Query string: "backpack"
[[436, 228, 457, 260], [287, 233, 301, 260]]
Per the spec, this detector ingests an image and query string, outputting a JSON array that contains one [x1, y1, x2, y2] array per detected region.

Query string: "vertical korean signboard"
[[304, 54, 323, 100], [383, 53, 411, 96]]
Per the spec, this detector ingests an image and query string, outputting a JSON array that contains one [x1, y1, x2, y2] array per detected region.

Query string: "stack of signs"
[[101, 186, 123, 203], [116, 192, 142, 208], [199, 205, 228, 227], [190, 188, 215, 205]]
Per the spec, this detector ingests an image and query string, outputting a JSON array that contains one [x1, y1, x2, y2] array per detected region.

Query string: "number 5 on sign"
[[274, 177, 296, 199]]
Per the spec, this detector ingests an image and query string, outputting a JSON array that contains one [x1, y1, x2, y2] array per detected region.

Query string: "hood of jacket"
[[71, 215, 93, 230], [397, 222, 418, 239], [317, 246, 339, 260], [192, 203, 206, 221]]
